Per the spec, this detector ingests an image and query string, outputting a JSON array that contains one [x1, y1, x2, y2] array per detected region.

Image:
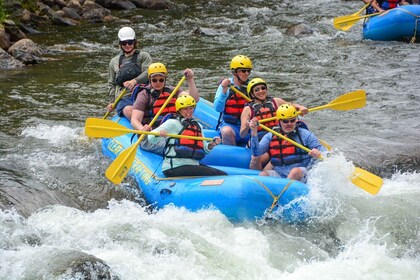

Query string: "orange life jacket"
[[222, 86, 249, 124], [268, 127, 306, 166], [132, 85, 177, 127], [166, 116, 205, 160], [246, 97, 278, 131]]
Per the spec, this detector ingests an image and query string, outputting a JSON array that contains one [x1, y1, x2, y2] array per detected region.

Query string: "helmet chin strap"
[[233, 70, 248, 85]]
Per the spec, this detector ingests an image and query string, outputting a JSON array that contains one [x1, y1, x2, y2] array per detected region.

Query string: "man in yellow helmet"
[[130, 63, 199, 155], [148, 94, 226, 177], [214, 55, 253, 146], [249, 104, 325, 182]]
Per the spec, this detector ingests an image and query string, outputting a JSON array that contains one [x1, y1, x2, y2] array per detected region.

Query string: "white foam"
[[21, 124, 82, 146]]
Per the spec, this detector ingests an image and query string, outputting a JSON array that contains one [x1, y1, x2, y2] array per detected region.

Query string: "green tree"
[[0, 0, 7, 23]]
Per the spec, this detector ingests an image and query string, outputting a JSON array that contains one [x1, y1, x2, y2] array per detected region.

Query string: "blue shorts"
[[218, 121, 249, 146], [116, 96, 133, 117]]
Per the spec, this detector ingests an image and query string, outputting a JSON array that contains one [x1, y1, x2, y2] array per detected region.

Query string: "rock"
[[2, 20, 26, 43], [62, 7, 83, 20], [54, 0, 67, 8], [130, 0, 171, 9], [0, 48, 25, 69], [0, 25, 11, 50], [51, 12, 79, 26], [67, 0, 83, 15], [18, 24, 42, 35], [192, 27, 220, 36], [21, 249, 117, 279], [285, 23, 314, 37], [82, 8, 112, 23], [109, 1, 137, 10], [7, 38, 43, 65]]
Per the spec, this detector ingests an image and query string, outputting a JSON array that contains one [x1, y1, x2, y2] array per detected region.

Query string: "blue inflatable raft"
[[101, 99, 312, 223], [363, 5, 420, 41]]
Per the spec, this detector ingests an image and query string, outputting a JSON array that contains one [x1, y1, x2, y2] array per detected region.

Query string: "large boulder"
[[2, 20, 26, 43], [7, 38, 43, 65], [285, 23, 314, 37], [130, 0, 171, 9], [0, 25, 11, 50], [0, 48, 25, 69]]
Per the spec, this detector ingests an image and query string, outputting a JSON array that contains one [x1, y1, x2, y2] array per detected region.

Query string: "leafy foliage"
[[0, 0, 7, 23]]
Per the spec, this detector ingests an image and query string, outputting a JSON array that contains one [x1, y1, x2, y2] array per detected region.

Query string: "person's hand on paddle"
[[184, 68, 195, 81], [208, 136, 221, 150], [220, 78, 231, 94], [123, 78, 137, 91], [106, 103, 115, 112], [158, 130, 168, 138], [140, 124, 152, 132], [308, 148, 322, 159], [294, 104, 308, 116]]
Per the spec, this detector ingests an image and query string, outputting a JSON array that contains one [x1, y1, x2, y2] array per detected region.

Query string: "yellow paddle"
[[259, 89, 366, 124], [229, 87, 365, 151], [105, 76, 186, 184], [333, 2, 380, 31], [85, 117, 212, 141], [103, 88, 128, 119], [258, 123, 383, 195]]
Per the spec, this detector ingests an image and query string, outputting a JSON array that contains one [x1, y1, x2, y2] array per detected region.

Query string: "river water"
[[1, 0, 419, 279]]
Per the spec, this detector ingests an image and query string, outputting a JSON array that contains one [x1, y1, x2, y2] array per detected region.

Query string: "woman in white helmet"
[[106, 26, 153, 119]]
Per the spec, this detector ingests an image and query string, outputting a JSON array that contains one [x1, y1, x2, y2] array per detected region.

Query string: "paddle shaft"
[[87, 123, 212, 141], [105, 76, 186, 184], [258, 123, 320, 157], [103, 88, 127, 119]]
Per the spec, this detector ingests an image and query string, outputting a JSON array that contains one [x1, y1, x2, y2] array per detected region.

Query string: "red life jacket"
[[166, 116, 205, 160], [379, 0, 399, 10], [223, 86, 249, 124], [268, 127, 306, 166], [246, 97, 278, 131], [132, 85, 177, 127]]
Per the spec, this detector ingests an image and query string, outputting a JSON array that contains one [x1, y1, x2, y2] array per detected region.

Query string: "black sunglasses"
[[281, 118, 297, 124], [151, 78, 165, 83], [237, 69, 251, 73], [120, 40, 135, 46], [253, 86, 267, 92]]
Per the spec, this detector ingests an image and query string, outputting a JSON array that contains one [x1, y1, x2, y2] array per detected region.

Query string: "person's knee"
[[220, 126, 236, 145], [259, 170, 269, 176], [221, 126, 234, 137], [288, 168, 303, 180]]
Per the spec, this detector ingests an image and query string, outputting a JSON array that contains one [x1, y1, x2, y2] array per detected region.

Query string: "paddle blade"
[[85, 118, 129, 138], [105, 141, 139, 184], [350, 167, 383, 195], [333, 15, 362, 31], [327, 90, 366, 111]]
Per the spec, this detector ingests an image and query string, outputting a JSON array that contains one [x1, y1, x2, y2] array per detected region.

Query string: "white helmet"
[[118, 27, 135, 41]]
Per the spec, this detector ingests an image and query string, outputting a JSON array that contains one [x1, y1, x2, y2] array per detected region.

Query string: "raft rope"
[[393, 7, 420, 43], [244, 176, 295, 213]]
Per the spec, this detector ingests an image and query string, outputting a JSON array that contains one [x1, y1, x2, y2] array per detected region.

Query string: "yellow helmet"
[[148, 62, 167, 78], [230, 55, 253, 70], [176, 94, 196, 111], [276, 104, 297, 120], [247, 78, 267, 95]]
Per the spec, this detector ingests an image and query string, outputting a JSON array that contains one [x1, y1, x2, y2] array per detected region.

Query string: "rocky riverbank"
[[0, 0, 170, 69]]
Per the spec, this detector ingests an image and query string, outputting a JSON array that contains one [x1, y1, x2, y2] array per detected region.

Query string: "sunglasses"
[[281, 118, 296, 124], [237, 69, 251, 74], [151, 78, 165, 83], [253, 85, 267, 93], [119, 40, 135, 46]]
